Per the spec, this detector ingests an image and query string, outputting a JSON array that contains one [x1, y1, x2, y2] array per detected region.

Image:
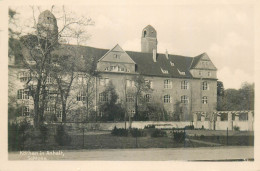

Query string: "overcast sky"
[[10, 3, 255, 89]]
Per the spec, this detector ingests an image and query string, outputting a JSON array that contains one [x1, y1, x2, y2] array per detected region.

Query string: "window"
[[126, 80, 135, 87], [46, 75, 52, 84], [208, 72, 211, 76], [202, 96, 208, 104], [77, 73, 86, 83], [118, 66, 125, 72], [18, 71, 30, 82], [45, 106, 54, 112], [164, 79, 172, 89], [199, 71, 202, 76], [77, 91, 86, 101], [22, 106, 30, 116], [17, 89, 29, 99], [143, 30, 147, 37], [99, 78, 109, 86], [181, 95, 188, 104], [126, 94, 134, 103], [56, 111, 62, 118], [99, 92, 109, 102], [170, 61, 175, 66], [145, 80, 152, 89], [110, 66, 117, 71], [144, 94, 151, 102], [164, 95, 171, 103], [202, 81, 208, 90], [114, 54, 120, 59], [161, 68, 168, 74], [181, 80, 188, 89]]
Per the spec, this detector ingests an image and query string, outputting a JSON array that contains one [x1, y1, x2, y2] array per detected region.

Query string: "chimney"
[[165, 49, 168, 59], [153, 49, 157, 62]]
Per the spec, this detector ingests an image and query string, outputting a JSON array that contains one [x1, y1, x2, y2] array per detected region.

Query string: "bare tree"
[[132, 75, 151, 120], [17, 6, 93, 127]]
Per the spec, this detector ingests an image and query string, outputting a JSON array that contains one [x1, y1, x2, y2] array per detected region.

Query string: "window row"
[[198, 70, 211, 77], [164, 80, 209, 90], [104, 65, 130, 73], [18, 71, 53, 83], [163, 95, 208, 104]]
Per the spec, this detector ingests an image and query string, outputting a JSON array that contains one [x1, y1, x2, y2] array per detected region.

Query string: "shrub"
[[111, 126, 128, 136], [144, 125, 155, 129], [55, 125, 71, 146], [39, 124, 48, 144], [130, 128, 146, 137], [184, 125, 194, 130], [151, 129, 166, 138], [8, 120, 31, 151], [200, 135, 205, 140], [233, 126, 240, 131], [173, 131, 185, 142]]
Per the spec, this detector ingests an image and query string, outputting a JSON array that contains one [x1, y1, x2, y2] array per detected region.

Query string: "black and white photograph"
[[1, 0, 259, 170]]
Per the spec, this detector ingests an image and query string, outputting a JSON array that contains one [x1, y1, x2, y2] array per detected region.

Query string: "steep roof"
[[126, 51, 193, 78], [189, 54, 203, 69], [16, 42, 206, 78], [59, 45, 197, 78]]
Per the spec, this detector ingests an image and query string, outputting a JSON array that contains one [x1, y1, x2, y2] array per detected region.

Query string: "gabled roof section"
[[189, 54, 202, 69], [190, 52, 217, 70], [98, 44, 136, 64]]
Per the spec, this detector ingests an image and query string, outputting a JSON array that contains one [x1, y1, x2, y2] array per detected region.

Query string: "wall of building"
[[96, 72, 217, 121]]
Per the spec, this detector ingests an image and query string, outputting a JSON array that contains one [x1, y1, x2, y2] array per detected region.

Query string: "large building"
[[8, 10, 218, 122]]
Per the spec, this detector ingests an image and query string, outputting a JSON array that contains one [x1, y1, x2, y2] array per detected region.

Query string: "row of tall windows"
[[163, 95, 208, 104], [98, 77, 209, 91], [164, 80, 209, 90]]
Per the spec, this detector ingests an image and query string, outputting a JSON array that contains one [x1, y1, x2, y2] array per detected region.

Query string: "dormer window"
[[177, 69, 185, 75], [170, 61, 175, 66], [161, 68, 168, 74]]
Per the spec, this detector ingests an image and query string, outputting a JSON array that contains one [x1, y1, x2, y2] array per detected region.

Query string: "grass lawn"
[[9, 129, 254, 151]]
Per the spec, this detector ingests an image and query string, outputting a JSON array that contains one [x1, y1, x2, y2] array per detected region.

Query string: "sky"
[[10, 3, 255, 89]]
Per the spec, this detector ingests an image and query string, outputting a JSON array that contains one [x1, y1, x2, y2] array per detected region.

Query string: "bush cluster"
[[151, 129, 167, 137], [173, 131, 185, 142], [111, 126, 128, 136], [130, 128, 146, 137], [144, 125, 155, 129], [8, 120, 31, 151], [184, 125, 194, 130], [233, 126, 240, 131], [55, 125, 71, 146]]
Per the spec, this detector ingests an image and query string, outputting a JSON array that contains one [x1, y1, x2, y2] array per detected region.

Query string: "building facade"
[[8, 11, 218, 122]]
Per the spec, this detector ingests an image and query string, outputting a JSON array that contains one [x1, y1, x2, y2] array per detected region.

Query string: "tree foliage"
[[217, 82, 254, 111], [99, 82, 125, 121]]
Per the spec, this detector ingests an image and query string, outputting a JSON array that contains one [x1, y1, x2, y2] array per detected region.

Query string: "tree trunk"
[[62, 101, 66, 122]]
